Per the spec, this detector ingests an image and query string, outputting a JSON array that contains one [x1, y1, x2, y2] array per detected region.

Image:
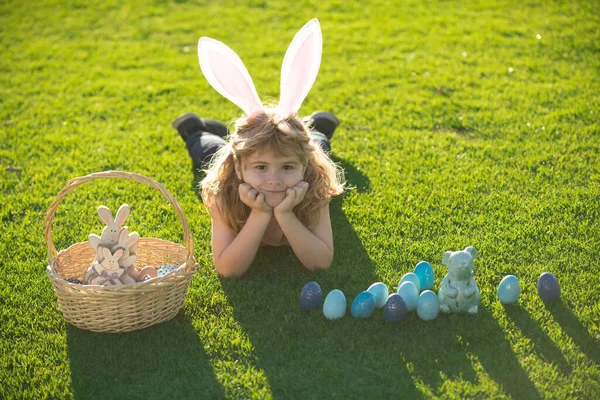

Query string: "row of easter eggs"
[[299, 261, 440, 322], [300, 280, 441, 322]]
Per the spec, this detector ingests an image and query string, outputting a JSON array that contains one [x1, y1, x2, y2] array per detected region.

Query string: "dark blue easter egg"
[[537, 272, 560, 302], [384, 293, 408, 323], [351, 291, 376, 319], [300, 282, 323, 310], [414, 261, 435, 290]]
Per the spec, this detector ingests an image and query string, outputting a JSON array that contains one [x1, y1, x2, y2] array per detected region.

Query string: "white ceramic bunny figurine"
[[197, 18, 322, 118], [88, 204, 131, 252]]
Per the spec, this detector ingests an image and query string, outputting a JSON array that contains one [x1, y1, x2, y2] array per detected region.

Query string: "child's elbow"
[[306, 253, 333, 271], [214, 262, 245, 278]]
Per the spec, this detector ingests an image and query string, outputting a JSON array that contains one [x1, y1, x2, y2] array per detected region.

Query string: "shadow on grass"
[[215, 160, 421, 397], [400, 306, 542, 399], [546, 300, 600, 365], [187, 158, 538, 397], [505, 305, 572, 373], [66, 314, 225, 399]]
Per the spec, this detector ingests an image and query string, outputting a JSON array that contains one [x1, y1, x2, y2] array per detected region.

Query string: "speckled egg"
[[367, 282, 389, 308], [300, 282, 323, 311], [351, 291, 376, 319], [384, 293, 408, 323], [417, 290, 440, 321], [397, 281, 419, 312], [323, 289, 346, 320], [399, 272, 421, 293], [537, 272, 560, 302], [414, 261, 435, 290], [157, 265, 179, 277], [497, 275, 520, 305]]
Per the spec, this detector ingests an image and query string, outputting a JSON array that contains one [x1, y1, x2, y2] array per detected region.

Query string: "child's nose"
[[267, 172, 283, 185]]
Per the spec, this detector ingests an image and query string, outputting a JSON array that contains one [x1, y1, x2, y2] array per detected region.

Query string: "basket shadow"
[[66, 314, 225, 399], [400, 306, 542, 399], [504, 305, 572, 374], [545, 300, 600, 365]]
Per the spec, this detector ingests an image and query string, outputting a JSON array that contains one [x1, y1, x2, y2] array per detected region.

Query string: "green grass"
[[1, 0, 599, 398]]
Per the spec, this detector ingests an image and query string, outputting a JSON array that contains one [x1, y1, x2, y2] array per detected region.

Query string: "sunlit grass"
[[1, 0, 599, 398]]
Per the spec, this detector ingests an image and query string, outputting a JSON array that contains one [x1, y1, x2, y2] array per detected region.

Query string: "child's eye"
[[255, 165, 266, 170], [283, 165, 294, 171]]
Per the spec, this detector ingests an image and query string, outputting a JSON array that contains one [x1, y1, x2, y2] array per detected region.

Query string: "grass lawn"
[[1, 0, 599, 398]]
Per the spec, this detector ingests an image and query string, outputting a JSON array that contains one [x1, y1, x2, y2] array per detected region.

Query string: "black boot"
[[172, 112, 230, 140], [302, 111, 340, 140]]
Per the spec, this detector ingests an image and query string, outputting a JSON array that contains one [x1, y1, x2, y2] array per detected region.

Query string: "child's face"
[[236, 150, 305, 208]]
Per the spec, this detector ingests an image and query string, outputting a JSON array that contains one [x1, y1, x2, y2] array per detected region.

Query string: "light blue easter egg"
[[399, 272, 421, 293], [414, 261, 435, 290], [323, 289, 347, 320], [397, 281, 419, 312], [367, 282, 389, 309], [417, 290, 440, 321], [351, 291, 376, 319], [497, 275, 520, 305]]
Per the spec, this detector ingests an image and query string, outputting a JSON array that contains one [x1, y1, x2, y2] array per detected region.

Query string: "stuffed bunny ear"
[[98, 206, 114, 225], [198, 37, 263, 115], [114, 204, 130, 227], [278, 19, 322, 115]]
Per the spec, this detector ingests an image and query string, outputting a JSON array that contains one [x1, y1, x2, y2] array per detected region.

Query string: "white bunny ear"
[[198, 37, 263, 115], [98, 206, 114, 225], [278, 19, 322, 115], [114, 204, 130, 227], [118, 227, 129, 243], [101, 247, 112, 260]]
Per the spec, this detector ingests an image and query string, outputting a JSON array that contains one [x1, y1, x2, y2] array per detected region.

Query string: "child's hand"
[[239, 183, 272, 214], [274, 181, 309, 216]]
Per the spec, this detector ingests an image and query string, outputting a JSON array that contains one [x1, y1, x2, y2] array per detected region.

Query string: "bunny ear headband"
[[197, 18, 322, 117]]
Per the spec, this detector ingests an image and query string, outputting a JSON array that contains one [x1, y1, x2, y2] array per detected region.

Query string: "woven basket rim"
[[47, 238, 197, 290]]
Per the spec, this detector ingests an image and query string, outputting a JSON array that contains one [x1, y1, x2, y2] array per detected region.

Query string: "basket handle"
[[45, 171, 196, 268]]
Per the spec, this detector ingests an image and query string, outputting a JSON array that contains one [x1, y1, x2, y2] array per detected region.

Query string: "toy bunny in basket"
[[83, 204, 140, 285]]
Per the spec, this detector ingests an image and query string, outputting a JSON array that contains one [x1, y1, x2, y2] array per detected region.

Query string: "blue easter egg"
[[323, 289, 347, 320], [384, 293, 408, 323], [367, 282, 389, 309], [351, 291, 376, 319], [414, 261, 435, 290], [399, 272, 421, 293], [497, 275, 520, 305], [537, 272, 560, 302], [300, 282, 323, 310], [397, 281, 419, 312], [417, 290, 440, 321]]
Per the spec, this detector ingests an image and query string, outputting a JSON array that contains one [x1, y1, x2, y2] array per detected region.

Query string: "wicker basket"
[[45, 171, 198, 333]]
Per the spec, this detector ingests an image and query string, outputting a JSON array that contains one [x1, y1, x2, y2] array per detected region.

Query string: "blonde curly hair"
[[201, 109, 345, 233]]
